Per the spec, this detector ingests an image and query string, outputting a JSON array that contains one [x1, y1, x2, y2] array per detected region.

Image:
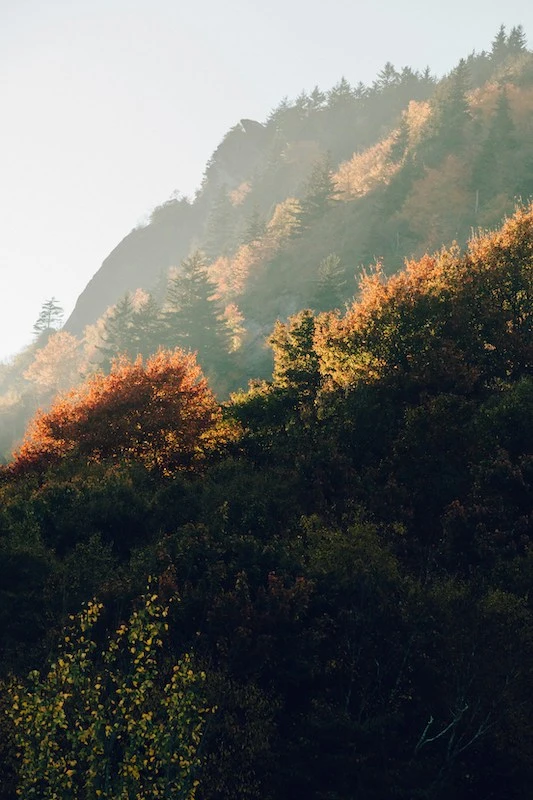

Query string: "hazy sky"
[[1, 0, 532, 362]]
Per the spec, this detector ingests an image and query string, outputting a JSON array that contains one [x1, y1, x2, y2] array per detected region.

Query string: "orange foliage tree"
[[12, 349, 236, 475], [315, 203, 533, 394]]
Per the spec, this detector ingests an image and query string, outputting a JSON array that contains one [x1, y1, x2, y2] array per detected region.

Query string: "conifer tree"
[[326, 77, 354, 109], [308, 85, 326, 110], [423, 59, 471, 162], [472, 88, 516, 202], [97, 293, 136, 371], [203, 187, 238, 259], [490, 24, 509, 65], [163, 252, 231, 379], [374, 62, 400, 92], [507, 25, 527, 56], [32, 298, 64, 339], [313, 253, 347, 312], [131, 292, 164, 359], [298, 154, 336, 228], [241, 204, 266, 245]]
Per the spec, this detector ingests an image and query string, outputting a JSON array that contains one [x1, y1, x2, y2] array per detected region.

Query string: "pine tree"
[[298, 154, 336, 228], [163, 251, 231, 380], [490, 25, 508, 65], [131, 292, 164, 359], [97, 293, 136, 371], [374, 62, 400, 92], [313, 253, 347, 312], [241, 204, 266, 245], [423, 59, 471, 162], [308, 85, 326, 110], [507, 25, 527, 56], [32, 298, 63, 338], [203, 187, 238, 259], [327, 77, 354, 109], [472, 88, 516, 202]]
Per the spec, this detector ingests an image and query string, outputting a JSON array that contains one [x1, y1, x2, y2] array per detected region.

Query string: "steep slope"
[[2, 26, 532, 462], [65, 196, 203, 336]]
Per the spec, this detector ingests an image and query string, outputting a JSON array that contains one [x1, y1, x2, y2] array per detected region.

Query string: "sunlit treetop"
[[10, 348, 238, 476]]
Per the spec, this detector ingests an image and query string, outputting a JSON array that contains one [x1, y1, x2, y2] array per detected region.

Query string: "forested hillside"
[[2, 202, 533, 799], [1, 24, 533, 800], [2, 25, 533, 461]]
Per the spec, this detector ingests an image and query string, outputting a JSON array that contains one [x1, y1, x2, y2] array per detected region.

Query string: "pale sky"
[[1, 0, 532, 362]]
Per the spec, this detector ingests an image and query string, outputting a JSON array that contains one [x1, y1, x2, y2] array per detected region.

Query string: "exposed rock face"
[[65, 120, 270, 334], [65, 199, 201, 334]]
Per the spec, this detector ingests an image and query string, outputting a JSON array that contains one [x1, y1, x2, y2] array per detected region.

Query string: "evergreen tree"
[[163, 251, 231, 380], [241, 204, 266, 245], [313, 253, 347, 312], [131, 293, 164, 359], [298, 154, 336, 227], [374, 62, 400, 92], [472, 88, 516, 202], [308, 85, 326, 110], [97, 293, 136, 371], [203, 187, 238, 260], [326, 77, 354, 109], [507, 25, 527, 56], [32, 298, 63, 338], [423, 59, 471, 162], [490, 24, 508, 65]]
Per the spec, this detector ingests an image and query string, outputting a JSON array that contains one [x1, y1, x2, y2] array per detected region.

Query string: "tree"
[[12, 349, 235, 475], [507, 25, 527, 56], [23, 331, 84, 396], [472, 88, 516, 202], [97, 293, 136, 371], [130, 291, 164, 360], [490, 24, 508, 65], [202, 187, 238, 260], [241, 204, 266, 246], [32, 298, 63, 339], [313, 253, 347, 312], [269, 309, 321, 402], [308, 85, 326, 110], [424, 59, 471, 161], [163, 252, 231, 381], [298, 155, 336, 227], [374, 62, 400, 92], [8, 589, 212, 799], [326, 77, 354, 110]]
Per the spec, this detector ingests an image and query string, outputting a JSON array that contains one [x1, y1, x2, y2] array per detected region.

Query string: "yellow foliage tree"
[[24, 331, 86, 396], [8, 589, 212, 799]]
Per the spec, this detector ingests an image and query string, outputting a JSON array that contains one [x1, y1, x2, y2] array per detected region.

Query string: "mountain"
[[1, 25, 533, 460], [2, 26, 533, 799], [2, 199, 533, 800], [62, 30, 533, 384]]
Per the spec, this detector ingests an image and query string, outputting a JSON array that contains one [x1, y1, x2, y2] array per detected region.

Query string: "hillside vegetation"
[[1, 202, 533, 798], [2, 25, 533, 460]]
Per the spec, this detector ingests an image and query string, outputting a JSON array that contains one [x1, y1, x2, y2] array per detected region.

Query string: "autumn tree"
[[8, 590, 212, 800], [23, 331, 85, 397], [12, 349, 235, 475]]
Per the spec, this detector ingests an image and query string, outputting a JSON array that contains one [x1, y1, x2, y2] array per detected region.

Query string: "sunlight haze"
[[1, 0, 532, 360]]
